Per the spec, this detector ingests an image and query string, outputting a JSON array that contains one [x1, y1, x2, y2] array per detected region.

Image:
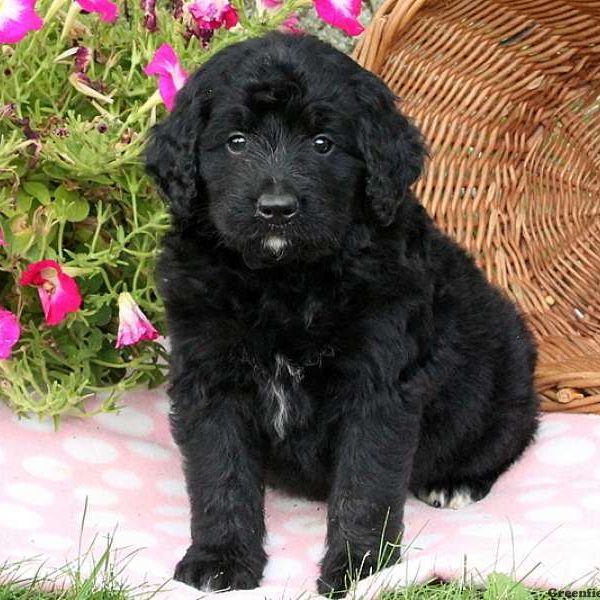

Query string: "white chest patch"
[[268, 354, 303, 439]]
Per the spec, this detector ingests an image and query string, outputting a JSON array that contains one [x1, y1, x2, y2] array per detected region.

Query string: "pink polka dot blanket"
[[1, 389, 600, 599]]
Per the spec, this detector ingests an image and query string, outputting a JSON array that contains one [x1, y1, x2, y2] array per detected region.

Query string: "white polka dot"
[[265, 532, 287, 549], [116, 530, 158, 548], [516, 488, 558, 504], [546, 526, 599, 542], [157, 479, 186, 497], [537, 420, 571, 438], [4, 483, 54, 506], [460, 523, 527, 538], [74, 486, 119, 507], [594, 468, 600, 480], [269, 495, 323, 512], [82, 510, 125, 529], [518, 476, 559, 487], [570, 480, 595, 490], [404, 533, 444, 551], [11, 415, 55, 432], [154, 399, 170, 415], [524, 506, 581, 523], [0, 503, 43, 530], [31, 533, 74, 551], [23, 456, 72, 481], [155, 521, 189, 537], [95, 407, 154, 437], [153, 505, 189, 518], [423, 507, 484, 523], [127, 440, 171, 461], [127, 556, 170, 578], [581, 493, 600, 510], [63, 436, 119, 464], [283, 515, 326, 536], [306, 543, 325, 562], [263, 557, 304, 580], [535, 437, 596, 466], [102, 469, 143, 490]]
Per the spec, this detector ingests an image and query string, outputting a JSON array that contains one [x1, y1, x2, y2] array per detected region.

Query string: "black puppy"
[[146, 32, 538, 595]]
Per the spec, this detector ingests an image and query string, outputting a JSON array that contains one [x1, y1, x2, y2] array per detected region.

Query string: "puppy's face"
[[146, 33, 425, 267], [200, 83, 364, 264]]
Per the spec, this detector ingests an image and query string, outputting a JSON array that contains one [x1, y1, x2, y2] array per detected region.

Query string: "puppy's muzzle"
[[256, 193, 299, 225]]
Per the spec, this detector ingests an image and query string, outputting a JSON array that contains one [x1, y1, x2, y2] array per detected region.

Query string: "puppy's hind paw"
[[174, 544, 263, 592], [417, 480, 491, 509]]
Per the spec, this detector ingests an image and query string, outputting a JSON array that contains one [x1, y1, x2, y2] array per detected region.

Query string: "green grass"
[[0, 534, 165, 600], [378, 575, 549, 599], [0, 557, 552, 600]]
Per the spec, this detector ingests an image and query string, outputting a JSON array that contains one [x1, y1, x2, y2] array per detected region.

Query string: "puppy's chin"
[[263, 235, 288, 258], [241, 235, 290, 270]]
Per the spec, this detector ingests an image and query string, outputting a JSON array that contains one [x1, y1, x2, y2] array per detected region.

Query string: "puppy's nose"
[[256, 193, 299, 224]]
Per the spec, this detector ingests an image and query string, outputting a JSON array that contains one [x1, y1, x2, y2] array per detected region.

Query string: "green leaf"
[[65, 198, 90, 222], [23, 181, 51, 205], [87, 303, 112, 327], [53, 184, 89, 222], [484, 573, 532, 600], [16, 190, 33, 212]]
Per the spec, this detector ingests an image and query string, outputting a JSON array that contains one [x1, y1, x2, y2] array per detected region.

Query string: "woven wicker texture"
[[354, 0, 600, 413]]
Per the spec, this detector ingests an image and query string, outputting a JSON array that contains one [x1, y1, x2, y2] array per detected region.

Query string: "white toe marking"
[[425, 489, 447, 508], [422, 487, 475, 510], [448, 488, 474, 510]]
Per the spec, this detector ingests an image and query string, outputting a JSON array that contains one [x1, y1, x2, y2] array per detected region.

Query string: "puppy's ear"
[[145, 73, 207, 220], [354, 73, 426, 226]]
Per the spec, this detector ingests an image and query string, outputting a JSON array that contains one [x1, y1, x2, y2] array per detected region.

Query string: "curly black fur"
[[146, 32, 539, 595]]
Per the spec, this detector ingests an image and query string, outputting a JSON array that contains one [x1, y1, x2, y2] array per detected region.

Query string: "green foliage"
[[0, 0, 305, 418]]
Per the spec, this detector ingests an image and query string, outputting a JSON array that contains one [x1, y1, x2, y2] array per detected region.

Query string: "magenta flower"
[[314, 0, 363, 36], [186, 0, 238, 31], [76, 0, 118, 22], [141, 0, 158, 32], [19, 260, 82, 326], [74, 46, 92, 72], [116, 292, 159, 348], [0, 226, 6, 247], [0, 0, 43, 44], [144, 44, 188, 111], [0, 308, 20, 359]]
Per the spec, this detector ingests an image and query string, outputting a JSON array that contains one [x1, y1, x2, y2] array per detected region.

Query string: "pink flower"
[[186, 0, 238, 31], [0, 0, 43, 44], [0, 308, 20, 359], [144, 44, 188, 112], [259, 0, 301, 33], [0, 226, 6, 247], [19, 260, 82, 326], [281, 14, 301, 33], [313, 0, 363, 36], [76, 0, 118, 22], [116, 292, 159, 348]]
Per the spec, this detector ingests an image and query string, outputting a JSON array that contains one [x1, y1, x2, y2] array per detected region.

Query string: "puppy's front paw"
[[318, 546, 376, 597], [318, 537, 404, 596], [174, 544, 264, 591]]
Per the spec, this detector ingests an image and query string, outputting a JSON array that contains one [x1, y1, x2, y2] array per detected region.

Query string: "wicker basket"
[[353, 0, 600, 413]]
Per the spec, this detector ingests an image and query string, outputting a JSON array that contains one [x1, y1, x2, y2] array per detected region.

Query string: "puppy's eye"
[[313, 135, 333, 155], [227, 133, 247, 154]]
